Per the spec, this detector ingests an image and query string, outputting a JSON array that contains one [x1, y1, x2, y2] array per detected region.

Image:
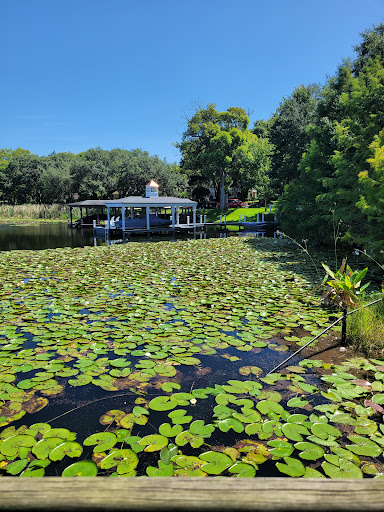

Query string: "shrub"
[[347, 298, 384, 355]]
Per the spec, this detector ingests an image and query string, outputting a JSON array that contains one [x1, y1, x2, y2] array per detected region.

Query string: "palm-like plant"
[[321, 259, 370, 344], [321, 259, 370, 309]]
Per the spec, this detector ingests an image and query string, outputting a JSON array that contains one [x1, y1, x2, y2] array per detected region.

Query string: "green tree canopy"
[[277, 23, 384, 260], [254, 84, 321, 197], [178, 104, 272, 209]]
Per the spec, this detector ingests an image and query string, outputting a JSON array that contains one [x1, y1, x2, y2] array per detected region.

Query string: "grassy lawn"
[[202, 207, 275, 223]]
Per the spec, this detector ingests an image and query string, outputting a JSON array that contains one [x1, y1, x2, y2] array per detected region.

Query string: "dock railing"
[[1, 477, 383, 511]]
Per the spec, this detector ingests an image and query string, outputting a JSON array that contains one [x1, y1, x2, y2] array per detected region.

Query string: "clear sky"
[[1, 0, 383, 163]]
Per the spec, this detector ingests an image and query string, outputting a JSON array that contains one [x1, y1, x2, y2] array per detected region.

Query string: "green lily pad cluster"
[[0, 239, 338, 430], [1, 238, 383, 478], [2, 353, 384, 478]]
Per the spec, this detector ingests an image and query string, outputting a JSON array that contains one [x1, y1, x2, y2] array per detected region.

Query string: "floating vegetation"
[[0, 238, 383, 478]]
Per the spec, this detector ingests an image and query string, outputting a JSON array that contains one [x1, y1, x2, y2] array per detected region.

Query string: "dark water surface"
[[0, 222, 277, 251]]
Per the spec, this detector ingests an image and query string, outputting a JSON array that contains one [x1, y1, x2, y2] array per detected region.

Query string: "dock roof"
[[105, 196, 197, 208], [68, 196, 197, 208]]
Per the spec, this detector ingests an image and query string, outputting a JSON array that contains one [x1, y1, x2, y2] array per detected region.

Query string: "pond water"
[[1, 236, 383, 479], [0, 222, 278, 251]]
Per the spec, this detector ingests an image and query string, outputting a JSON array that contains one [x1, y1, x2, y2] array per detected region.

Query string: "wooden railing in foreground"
[[1, 477, 384, 511]]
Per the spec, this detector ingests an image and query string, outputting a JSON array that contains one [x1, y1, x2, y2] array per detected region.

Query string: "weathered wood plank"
[[0, 477, 384, 511]]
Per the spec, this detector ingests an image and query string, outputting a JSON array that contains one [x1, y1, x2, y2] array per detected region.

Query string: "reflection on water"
[[0, 222, 279, 251]]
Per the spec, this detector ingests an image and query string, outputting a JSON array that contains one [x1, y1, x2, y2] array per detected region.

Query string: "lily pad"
[[62, 460, 98, 477], [199, 451, 233, 475], [267, 440, 294, 458], [32, 438, 64, 459], [83, 432, 117, 452], [102, 449, 139, 474], [138, 434, 168, 452], [294, 442, 325, 460], [148, 396, 177, 411], [276, 456, 305, 477], [281, 423, 310, 442], [146, 460, 174, 477], [322, 459, 363, 479], [228, 462, 256, 477], [158, 423, 183, 437], [1, 434, 36, 457], [175, 430, 204, 448], [346, 436, 382, 457], [49, 442, 83, 461]]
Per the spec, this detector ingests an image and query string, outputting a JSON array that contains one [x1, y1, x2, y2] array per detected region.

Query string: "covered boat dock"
[[103, 195, 199, 234]]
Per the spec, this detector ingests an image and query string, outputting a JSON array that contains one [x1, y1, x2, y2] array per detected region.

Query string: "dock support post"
[[262, 213, 265, 222], [220, 215, 222, 224], [192, 206, 196, 232], [176, 207, 180, 226], [122, 206, 125, 234], [187, 216, 190, 226], [146, 207, 150, 231], [244, 215, 246, 223], [171, 206, 175, 231], [257, 213, 259, 223]]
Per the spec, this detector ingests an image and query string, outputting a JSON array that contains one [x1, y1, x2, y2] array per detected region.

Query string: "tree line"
[[253, 23, 384, 260], [1, 23, 383, 258], [0, 147, 187, 204]]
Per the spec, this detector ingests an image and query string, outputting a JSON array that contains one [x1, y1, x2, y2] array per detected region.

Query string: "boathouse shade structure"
[[104, 196, 198, 231], [67, 200, 108, 227]]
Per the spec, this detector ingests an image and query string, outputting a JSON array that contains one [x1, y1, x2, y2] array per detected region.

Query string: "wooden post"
[[342, 308, 347, 345]]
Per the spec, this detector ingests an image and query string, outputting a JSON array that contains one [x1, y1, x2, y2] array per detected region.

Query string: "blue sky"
[[1, 0, 383, 163]]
